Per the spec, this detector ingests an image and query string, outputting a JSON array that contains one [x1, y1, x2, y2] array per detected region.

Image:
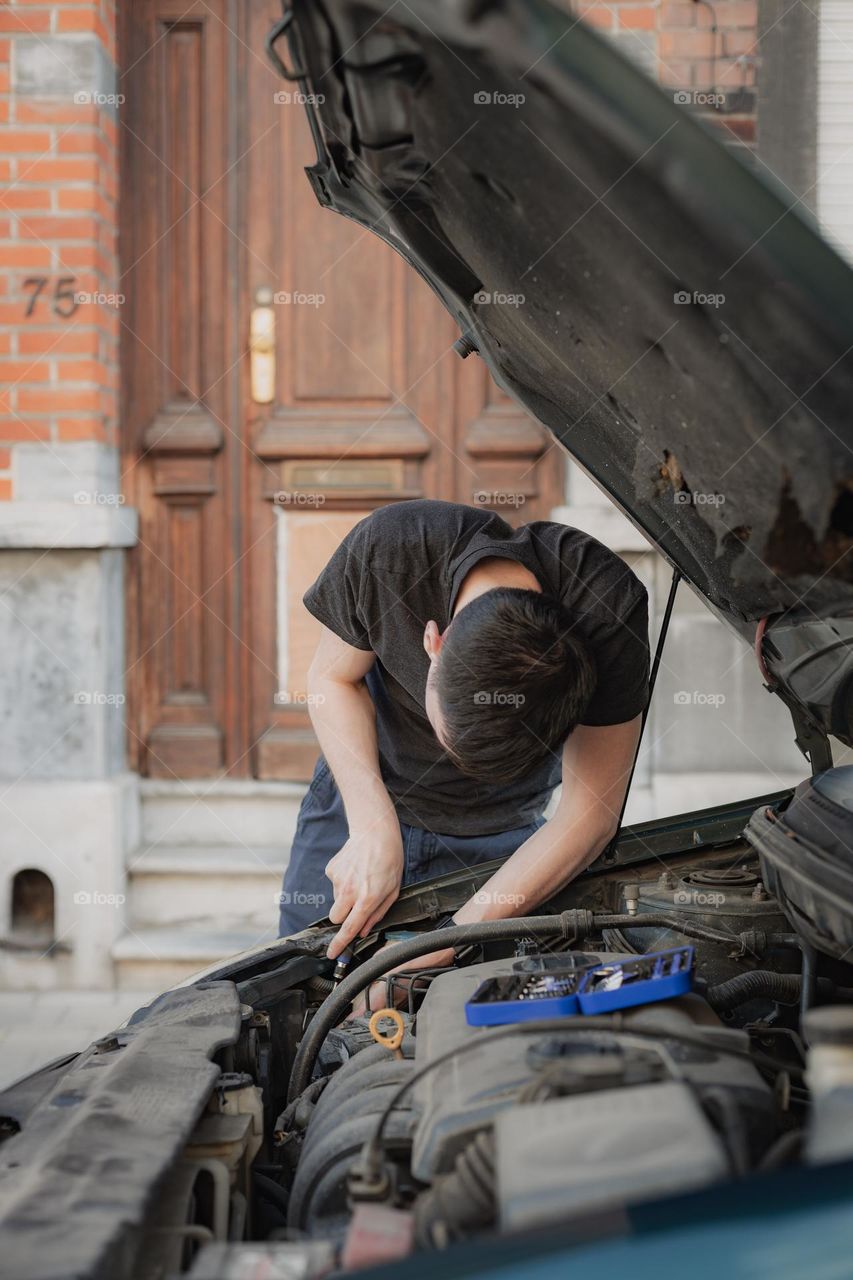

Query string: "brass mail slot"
[[281, 459, 404, 492]]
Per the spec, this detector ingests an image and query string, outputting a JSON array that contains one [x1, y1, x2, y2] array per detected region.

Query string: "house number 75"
[[23, 276, 79, 319]]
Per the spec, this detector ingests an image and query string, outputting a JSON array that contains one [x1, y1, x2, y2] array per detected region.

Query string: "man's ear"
[[423, 619, 444, 662]]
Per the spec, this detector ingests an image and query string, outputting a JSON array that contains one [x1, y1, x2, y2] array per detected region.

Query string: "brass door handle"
[[250, 285, 275, 404]]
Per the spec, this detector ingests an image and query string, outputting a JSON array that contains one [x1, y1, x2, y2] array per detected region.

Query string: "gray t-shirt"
[[303, 499, 649, 836]]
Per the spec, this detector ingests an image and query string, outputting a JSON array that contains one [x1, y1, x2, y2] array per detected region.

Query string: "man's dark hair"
[[435, 588, 595, 783]]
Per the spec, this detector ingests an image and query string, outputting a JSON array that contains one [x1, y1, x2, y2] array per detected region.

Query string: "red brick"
[[57, 8, 99, 30], [660, 1, 696, 26], [52, 245, 98, 267], [57, 416, 106, 441], [0, 129, 52, 153], [0, 478, 12, 500], [660, 29, 716, 56], [57, 187, 98, 211], [619, 6, 657, 29], [713, 1, 758, 26], [723, 30, 757, 56], [17, 158, 99, 184], [0, 188, 52, 210], [0, 360, 50, 382], [0, 447, 11, 469], [19, 328, 99, 355], [57, 130, 99, 155], [0, 419, 51, 441], [0, 303, 26, 323], [20, 215, 99, 240], [0, 10, 51, 32], [0, 244, 52, 267], [19, 387, 100, 413], [57, 359, 103, 381]]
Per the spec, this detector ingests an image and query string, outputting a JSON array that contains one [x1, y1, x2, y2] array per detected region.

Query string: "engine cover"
[[495, 1081, 729, 1230], [411, 953, 771, 1182]]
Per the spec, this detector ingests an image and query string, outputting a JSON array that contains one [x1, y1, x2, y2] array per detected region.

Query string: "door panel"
[[121, 1, 236, 778], [122, 0, 564, 782]]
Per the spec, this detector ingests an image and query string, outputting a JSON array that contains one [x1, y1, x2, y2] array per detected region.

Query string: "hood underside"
[[280, 0, 853, 638]]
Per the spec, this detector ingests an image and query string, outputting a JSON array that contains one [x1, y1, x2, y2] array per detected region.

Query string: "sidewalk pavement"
[[0, 991, 157, 1092]]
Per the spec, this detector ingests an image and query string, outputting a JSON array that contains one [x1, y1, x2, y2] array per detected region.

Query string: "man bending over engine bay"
[[277, 499, 649, 987]]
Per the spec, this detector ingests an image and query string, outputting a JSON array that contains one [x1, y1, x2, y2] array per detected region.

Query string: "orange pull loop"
[[368, 1007, 405, 1059]]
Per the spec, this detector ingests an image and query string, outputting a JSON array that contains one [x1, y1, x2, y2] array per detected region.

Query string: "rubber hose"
[[287, 911, 594, 1101], [595, 913, 790, 949], [303, 1059, 416, 1154], [706, 971, 853, 1012], [319, 1036, 416, 1112], [288, 1070, 416, 1230], [706, 970, 802, 1012], [305, 975, 335, 998], [591, 916, 799, 957]]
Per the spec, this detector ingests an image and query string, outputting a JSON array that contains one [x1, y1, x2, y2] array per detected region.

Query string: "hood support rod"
[[609, 566, 681, 853]]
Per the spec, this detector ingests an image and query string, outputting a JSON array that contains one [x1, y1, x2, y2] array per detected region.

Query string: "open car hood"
[[273, 0, 853, 748]]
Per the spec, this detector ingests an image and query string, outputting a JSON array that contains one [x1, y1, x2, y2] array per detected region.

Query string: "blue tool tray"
[[464, 946, 694, 1027], [576, 946, 694, 1014]]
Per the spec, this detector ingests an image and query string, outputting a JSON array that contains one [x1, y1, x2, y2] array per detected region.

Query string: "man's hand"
[[326, 818, 404, 960]]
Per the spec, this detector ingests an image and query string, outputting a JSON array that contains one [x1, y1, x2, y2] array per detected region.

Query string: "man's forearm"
[[453, 808, 615, 925], [308, 676, 396, 834]]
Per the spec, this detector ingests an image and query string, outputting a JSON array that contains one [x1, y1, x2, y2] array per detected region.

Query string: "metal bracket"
[[790, 702, 833, 776], [265, 11, 305, 81], [266, 7, 330, 169]]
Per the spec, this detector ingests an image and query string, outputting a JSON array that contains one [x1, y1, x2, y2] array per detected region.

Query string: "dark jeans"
[[277, 756, 545, 937]]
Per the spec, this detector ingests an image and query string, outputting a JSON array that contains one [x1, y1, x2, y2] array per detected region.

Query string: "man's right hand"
[[325, 818, 404, 959]]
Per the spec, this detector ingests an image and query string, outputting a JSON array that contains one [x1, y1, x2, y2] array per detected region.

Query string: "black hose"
[[596, 914, 798, 952], [706, 971, 801, 1012], [706, 971, 853, 1013], [287, 912, 595, 1101], [305, 975, 334, 998], [801, 942, 818, 1028]]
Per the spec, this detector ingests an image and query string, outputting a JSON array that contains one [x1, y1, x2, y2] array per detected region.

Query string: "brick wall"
[[578, 0, 759, 148], [0, 0, 119, 502]]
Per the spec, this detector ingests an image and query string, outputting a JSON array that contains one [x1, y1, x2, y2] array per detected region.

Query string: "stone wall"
[[0, 0, 136, 987]]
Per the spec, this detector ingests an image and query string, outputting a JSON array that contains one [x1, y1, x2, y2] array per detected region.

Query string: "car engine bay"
[[3, 780, 853, 1280]]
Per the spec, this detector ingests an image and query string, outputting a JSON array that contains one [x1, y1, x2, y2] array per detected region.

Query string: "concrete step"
[[140, 779, 306, 848], [112, 919, 278, 991], [127, 843, 287, 926]]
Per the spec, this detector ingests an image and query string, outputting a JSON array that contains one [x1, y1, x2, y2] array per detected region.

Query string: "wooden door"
[[120, 0, 563, 781]]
